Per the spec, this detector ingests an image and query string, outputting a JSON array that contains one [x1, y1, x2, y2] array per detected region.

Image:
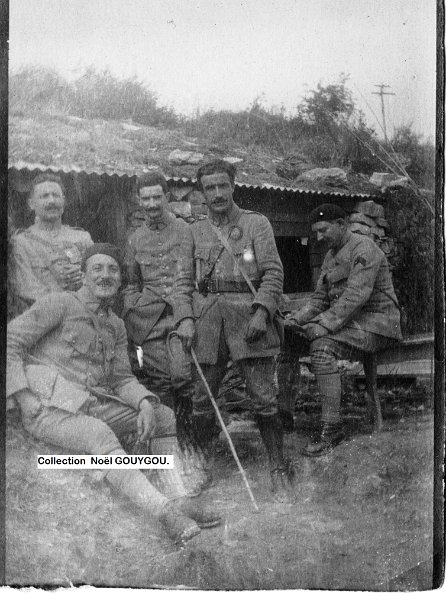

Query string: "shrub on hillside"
[[9, 65, 179, 128], [9, 66, 73, 115]]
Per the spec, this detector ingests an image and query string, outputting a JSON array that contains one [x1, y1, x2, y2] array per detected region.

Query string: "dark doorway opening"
[[275, 236, 312, 294]]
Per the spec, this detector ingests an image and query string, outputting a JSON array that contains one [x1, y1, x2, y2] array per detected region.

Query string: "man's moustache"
[[97, 279, 115, 286]]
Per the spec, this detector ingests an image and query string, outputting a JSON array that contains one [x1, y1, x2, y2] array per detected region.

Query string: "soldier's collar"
[[209, 203, 242, 227], [31, 221, 65, 237], [145, 210, 171, 231], [331, 229, 352, 257], [77, 286, 113, 314]]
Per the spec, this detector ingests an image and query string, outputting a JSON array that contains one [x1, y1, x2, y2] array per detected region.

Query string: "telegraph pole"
[[372, 84, 395, 143]]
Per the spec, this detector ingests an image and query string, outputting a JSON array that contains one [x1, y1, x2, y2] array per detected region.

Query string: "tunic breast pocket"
[[327, 264, 350, 285], [326, 264, 350, 300], [135, 252, 153, 278], [232, 241, 258, 279], [61, 324, 95, 356]]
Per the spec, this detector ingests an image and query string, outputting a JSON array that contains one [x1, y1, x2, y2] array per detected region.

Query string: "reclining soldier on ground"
[[6, 243, 221, 544]]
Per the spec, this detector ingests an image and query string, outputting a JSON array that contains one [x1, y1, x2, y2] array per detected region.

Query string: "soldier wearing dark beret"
[[287, 203, 402, 456]]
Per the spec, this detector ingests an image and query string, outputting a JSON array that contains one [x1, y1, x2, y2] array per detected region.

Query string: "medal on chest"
[[229, 225, 243, 241]]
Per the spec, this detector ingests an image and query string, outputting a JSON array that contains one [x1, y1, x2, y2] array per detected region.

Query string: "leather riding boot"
[[174, 385, 194, 454], [190, 414, 218, 492], [302, 422, 345, 457], [173, 390, 206, 497], [256, 414, 296, 503]]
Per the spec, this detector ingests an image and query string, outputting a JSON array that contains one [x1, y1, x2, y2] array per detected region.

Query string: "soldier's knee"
[[310, 338, 338, 374], [84, 420, 123, 455]]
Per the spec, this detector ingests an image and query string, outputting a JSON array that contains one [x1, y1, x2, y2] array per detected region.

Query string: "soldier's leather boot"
[[173, 390, 203, 496], [158, 504, 201, 545], [256, 414, 296, 503], [170, 497, 222, 529], [190, 414, 218, 493], [302, 422, 345, 457]]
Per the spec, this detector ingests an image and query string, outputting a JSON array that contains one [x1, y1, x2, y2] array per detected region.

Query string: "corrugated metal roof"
[[8, 160, 377, 198]]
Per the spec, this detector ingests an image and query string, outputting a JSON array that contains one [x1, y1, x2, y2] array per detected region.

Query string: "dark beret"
[[82, 243, 124, 270], [309, 203, 346, 224]]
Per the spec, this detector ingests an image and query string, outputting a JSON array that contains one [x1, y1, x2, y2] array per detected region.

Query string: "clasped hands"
[[284, 312, 329, 341]]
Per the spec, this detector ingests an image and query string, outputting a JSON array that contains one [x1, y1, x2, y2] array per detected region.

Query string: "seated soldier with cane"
[[7, 243, 221, 544], [287, 204, 402, 456]]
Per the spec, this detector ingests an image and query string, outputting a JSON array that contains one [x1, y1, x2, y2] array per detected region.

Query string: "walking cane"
[[190, 347, 259, 512]]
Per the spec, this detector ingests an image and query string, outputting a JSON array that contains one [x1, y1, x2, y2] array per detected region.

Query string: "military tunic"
[[122, 213, 191, 404], [173, 204, 283, 364], [10, 224, 93, 309], [6, 287, 175, 458], [172, 204, 284, 418], [296, 230, 402, 345]]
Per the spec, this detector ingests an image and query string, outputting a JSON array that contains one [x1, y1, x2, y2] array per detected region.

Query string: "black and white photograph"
[[1, 0, 443, 592]]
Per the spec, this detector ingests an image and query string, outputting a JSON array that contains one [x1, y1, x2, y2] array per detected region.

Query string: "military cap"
[[309, 203, 346, 224], [82, 243, 124, 270]]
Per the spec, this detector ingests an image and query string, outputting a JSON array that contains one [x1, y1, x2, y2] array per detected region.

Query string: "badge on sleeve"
[[354, 256, 367, 267]]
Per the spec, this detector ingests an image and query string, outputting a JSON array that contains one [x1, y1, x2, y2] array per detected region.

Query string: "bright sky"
[[9, 0, 437, 139]]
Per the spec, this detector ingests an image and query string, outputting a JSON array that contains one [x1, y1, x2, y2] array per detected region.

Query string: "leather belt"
[[201, 279, 261, 294]]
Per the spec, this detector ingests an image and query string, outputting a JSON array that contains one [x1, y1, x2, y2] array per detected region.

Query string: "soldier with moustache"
[[10, 173, 93, 313], [173, 159, 295, 502], [7, 243, 221, 544], [121, 173, 195, 461]]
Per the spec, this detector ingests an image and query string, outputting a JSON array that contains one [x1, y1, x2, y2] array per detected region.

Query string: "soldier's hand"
[[301, 323, 329, 341], [245, 306, 268, 343], [13, 389, 42, 418], [62, 264, 83, 290], [137, 399, 156, 441], [285, 310, 306, 325], [176, 318, 196, 352]]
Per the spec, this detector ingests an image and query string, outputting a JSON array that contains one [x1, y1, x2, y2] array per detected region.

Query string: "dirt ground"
[[5, 395, 434, 592]]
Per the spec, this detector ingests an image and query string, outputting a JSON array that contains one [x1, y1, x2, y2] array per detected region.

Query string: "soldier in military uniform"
[[7, 243, 221, 544], [10, 173, 93, 313], [287, 203, 402, 456], [121, 173, 194, 463], [173, 159, 295, 502]]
